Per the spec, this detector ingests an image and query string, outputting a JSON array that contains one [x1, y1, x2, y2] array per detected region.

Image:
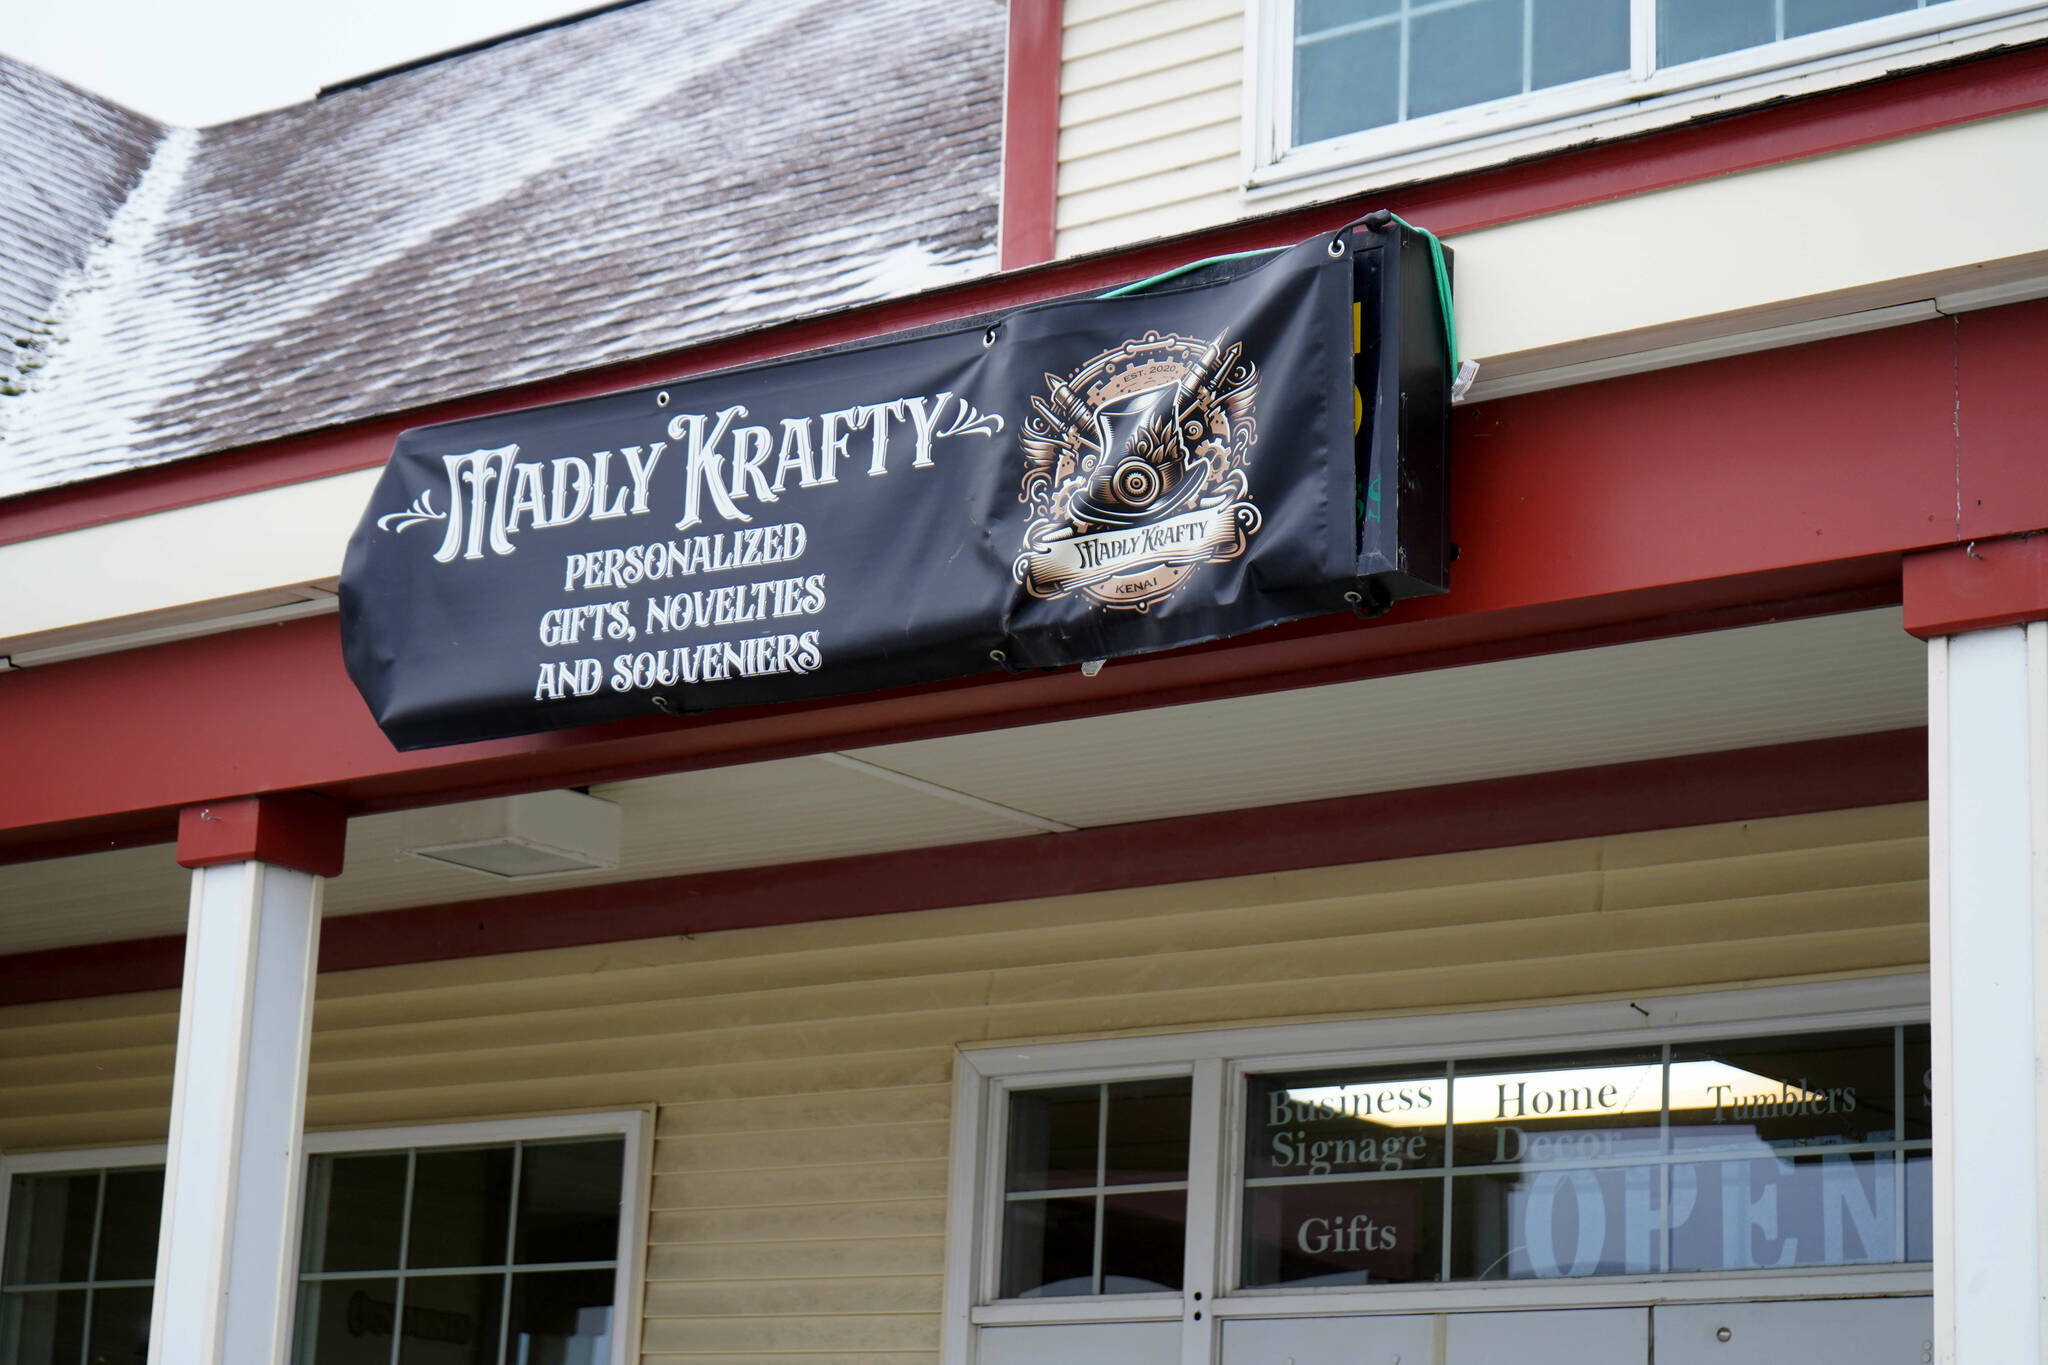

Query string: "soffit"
[[0, 608, 1925, 956]]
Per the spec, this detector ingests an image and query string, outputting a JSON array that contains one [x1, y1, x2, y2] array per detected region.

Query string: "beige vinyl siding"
[[1056, 0, 1247, 258], [0, 805, 1928, 1362]]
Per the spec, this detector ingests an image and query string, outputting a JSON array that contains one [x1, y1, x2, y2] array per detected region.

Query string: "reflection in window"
[[0, 1164, 162, 1365], [999, 1078, 1191, 1298], [1241, 1026, 1930, 1288], [294, 1137, 624, 1365]]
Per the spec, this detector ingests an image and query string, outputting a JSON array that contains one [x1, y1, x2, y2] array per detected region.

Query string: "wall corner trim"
[[999, 0, 1062, 271]]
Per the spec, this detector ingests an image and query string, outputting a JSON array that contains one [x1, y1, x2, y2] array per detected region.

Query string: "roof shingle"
[[0, 0, 1004, 499]]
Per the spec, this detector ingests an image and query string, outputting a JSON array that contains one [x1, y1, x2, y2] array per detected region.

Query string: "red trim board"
[[175, 793, 347, 878], [999, 0, 1062, 270], [1904, 534, 2048, 638], [0, 728, 1928, 1006], [17, 295, 2048, 855]]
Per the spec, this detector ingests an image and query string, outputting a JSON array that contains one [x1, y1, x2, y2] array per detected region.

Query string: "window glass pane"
[[4, 1172, 99, 1285], [1104, 1079, 1190, 1186], [508, 1269, 615, 1363], [1787, 0, 1917, 38], [1659, 0, 1776, 65], [999, 1195, 1095, 1298], [407, 1147, 514, 1269], [87, 1285, 153, 1365], [1295, 23, 1401, 143], [1533, 0, 1631, 88], [396, 1272, 504, 1365], [93, 1168, 163, 1283], [1298, 0, 1398, 34], [1451, 1050, 1663, 1167], [1248, 1065, 1447, 1180], [515, 1141, 624, 1266], [1668, 1029, 1898, 1154], [1668, 1152, 1898, 1271], [291, 1276, 398, 1365], [1242, 1176, 1443, 1287], [1005, 1086, 1099, 1193], [304, 1153, 409, 1275], [0, 1288, 86, 1364], [1100, 1190, 1185, 1294], [1904, 1024, 1932, 1142], [1905, 1152, 1933, 1261], [1450, 1164, 1663, 1279], [1409, 0, 1525, 120]]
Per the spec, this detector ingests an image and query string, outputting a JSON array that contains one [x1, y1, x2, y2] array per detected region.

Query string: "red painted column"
[[1000, 0, 1063, 270]]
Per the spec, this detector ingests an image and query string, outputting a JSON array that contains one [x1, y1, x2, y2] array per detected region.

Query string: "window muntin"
[[998, 1078, 1192, 1298], [0, 1163, 162, 1365], [0, 1117, 641, 1365], [1269, 0, 2042, 179], [1239, 1027, 1929, 1289], [293, 1136, 626, 1365]]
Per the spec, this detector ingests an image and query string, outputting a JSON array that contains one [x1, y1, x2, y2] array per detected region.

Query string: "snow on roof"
[[0, 60, 162, 407], [0, 0, 1003, 501]]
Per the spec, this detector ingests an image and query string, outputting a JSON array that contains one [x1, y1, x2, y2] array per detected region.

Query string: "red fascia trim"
[[6, 41, 2048, 548], [0, 566, 1902, 866], [1902, 533, 2048, 638], [1000, 0, 1063, 271], [174, 793, 348, 878], [0, 728, 1929, 1006]]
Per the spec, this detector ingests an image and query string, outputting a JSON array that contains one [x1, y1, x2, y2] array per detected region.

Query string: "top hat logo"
[[1015, 331, 1261, 610]]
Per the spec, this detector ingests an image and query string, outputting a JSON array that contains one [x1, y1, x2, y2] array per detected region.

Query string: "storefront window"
[[0, 1162, 162, 1365], [1240, 1027, 1929, 1288], [953, 984, 1936, 1365], [999, 1078, 1191, 1298], [293, 1135, 626, 1364], [0, 1116, 641, 1365]]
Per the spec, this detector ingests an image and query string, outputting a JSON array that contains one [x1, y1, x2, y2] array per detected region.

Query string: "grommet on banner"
[[1327, 236, 1346, 258], [656, 391, 670, 407], [983, 327, 998, 348]]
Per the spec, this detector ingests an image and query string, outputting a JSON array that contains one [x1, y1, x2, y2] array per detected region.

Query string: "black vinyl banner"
[[341, 227, 1440, 750]]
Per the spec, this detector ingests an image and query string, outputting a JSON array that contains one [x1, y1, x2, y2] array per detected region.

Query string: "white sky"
[[0, 0, 609, 125]]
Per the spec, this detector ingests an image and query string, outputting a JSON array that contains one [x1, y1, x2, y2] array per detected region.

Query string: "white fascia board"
[[1452, 105, 2048, 374], [0, 468, 376, 654]]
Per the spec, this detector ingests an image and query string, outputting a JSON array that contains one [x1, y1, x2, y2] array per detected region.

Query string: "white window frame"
[[296, 1110, 654, 1365], [0, 1144, 168, 1363], [1245, 0, 2048, 194], [942, 976, 1931, 1364], [0, 1111, 652, 1365]]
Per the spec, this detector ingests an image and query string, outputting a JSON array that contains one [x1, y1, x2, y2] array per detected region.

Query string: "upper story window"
[[1256, 0, 2048, 185]]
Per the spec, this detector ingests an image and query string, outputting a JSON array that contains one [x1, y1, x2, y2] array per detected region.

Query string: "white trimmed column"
[[1927, 621, 2048, 1365], [150, 795, 344, 1365]]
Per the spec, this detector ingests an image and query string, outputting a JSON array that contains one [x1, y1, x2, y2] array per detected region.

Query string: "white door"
[[1221, 1314, 1436, 1364], [977, 1321, 1180, 1365], [1446, 1308, 1648, 1364], [1655, 1297, 1933, 1365]]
